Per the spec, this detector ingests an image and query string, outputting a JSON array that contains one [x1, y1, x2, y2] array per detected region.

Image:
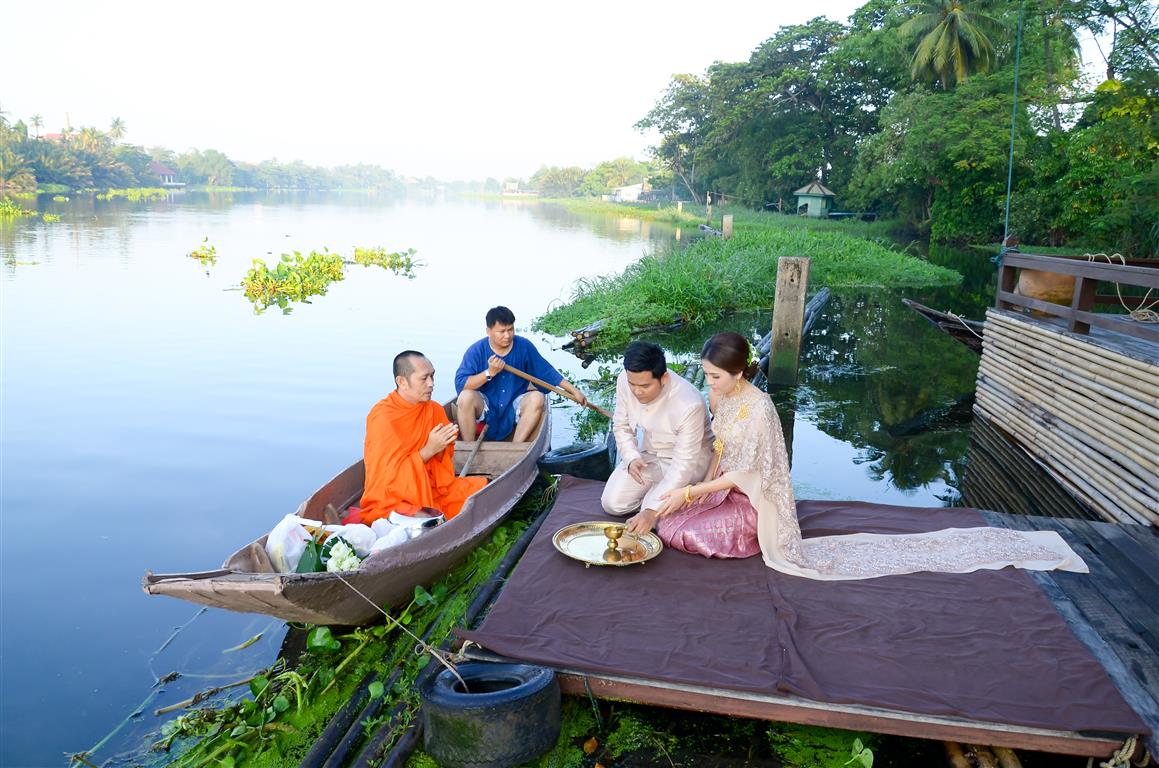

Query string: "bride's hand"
[[655, 488, 688, 518]]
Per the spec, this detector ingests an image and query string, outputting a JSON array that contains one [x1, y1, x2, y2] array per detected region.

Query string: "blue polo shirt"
[[455, 335, 564, 441]]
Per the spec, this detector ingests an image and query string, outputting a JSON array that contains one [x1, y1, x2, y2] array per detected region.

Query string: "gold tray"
[[552, 522, 662, 567]]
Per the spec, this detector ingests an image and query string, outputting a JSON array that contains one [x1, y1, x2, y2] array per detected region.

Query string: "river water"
[[3, 192, 1009, 766]]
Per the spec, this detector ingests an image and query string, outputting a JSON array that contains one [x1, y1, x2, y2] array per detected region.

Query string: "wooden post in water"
[[768, 257, 810, 387], [722, 214, 733, 240], [677, 201, 683, 214]]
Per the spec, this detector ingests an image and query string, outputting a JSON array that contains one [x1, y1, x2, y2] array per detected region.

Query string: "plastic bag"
[[332, 524, 376, 557], [369, 523, 409, 553], [265, 515, 312, 573]]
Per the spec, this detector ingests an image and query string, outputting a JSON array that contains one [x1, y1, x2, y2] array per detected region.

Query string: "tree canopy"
[[638, 0, 1158, 255]]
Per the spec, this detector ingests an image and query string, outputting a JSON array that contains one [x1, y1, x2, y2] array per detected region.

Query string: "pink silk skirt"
[[655, 487, 760, 559]]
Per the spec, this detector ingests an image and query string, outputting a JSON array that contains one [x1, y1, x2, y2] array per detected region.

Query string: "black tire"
[[421, 662, 560, 768], [537, 438, 613, 481]]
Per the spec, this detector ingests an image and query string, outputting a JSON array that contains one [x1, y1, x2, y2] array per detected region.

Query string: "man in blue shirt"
[[455, 306, 587, 441]]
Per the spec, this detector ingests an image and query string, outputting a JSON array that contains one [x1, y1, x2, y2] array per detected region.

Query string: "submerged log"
[[562, 317, 684, 353]]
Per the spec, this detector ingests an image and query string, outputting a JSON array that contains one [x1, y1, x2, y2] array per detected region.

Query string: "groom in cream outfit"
[[602, 341, 714, 517]]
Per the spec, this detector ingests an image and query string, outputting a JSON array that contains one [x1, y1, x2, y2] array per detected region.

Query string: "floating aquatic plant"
[[241, 246, 422, 315]]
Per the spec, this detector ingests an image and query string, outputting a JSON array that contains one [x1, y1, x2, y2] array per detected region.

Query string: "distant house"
[[607, 182, 649, 202], [149, 162, 184, 188], [43, 133, 65, 143], [794, 180, 835, 218]]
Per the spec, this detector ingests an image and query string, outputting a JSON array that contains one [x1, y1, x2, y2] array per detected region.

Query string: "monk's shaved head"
[[393, 350, 426, 379]]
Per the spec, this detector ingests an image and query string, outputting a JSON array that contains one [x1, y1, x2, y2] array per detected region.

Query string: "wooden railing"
[[996, 252, 1159, 342]]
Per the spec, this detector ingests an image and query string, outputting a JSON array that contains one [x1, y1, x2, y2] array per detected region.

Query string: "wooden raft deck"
[[982, 511, 1159, 760], [464, 508, 1157, 759]]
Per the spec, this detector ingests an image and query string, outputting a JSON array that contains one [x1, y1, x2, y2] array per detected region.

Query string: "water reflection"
[[1, 195, 1089, 766]]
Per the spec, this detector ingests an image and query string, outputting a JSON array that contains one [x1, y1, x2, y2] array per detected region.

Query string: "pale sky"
[[5, 0, 867, 180], [6, 1, 1111, 181]]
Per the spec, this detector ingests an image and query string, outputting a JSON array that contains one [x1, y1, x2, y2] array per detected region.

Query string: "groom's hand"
[[627, 458, 647, 484]]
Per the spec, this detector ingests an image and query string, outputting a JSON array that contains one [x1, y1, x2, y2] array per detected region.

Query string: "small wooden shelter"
[[793, 180, 835, 218]]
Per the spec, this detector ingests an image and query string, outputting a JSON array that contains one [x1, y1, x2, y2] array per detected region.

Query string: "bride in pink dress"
[[625, 332, 1087, 579]]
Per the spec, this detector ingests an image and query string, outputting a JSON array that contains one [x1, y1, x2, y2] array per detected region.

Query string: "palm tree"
[[901, 0, 1006, 89], [108, 117, 126, 141], [30, 114, 43, 139], [0, 147, 36, 192]]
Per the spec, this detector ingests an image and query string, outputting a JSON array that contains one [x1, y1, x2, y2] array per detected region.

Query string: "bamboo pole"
[[974, 387, 1133, 524], [978, 355, 1159, 484], [987, 311, 1158, 378], [982, 332, 1159, 445], [979, 355, 1159, 478], [968, 417, 1099, 519], [973, 379, 1154, 523], [982, 335, 1159, 442], [979, 362, 1158, 474], [986, 335, 1159, 424], [986, 317, 1159, 401], [976, 378, 1157, 519], [993, 746, 1025, 768], [977, 381, 1153, 524], [985, 326, 1159, 420]]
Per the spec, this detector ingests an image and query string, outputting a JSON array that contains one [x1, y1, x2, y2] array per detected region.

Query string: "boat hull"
[[144, 410, 550, 625]]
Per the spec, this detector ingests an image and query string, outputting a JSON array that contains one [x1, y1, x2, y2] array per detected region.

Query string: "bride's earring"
[[733, 377, 743, 394]]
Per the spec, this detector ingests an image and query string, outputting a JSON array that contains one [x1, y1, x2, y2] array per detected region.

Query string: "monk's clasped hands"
[[424, 423, 459, 455]]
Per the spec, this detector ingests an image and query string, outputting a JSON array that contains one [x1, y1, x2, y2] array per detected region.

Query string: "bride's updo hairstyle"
[[701, 332, 759, 380]]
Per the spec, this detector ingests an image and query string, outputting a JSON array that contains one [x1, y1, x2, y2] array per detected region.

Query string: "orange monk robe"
[[360, 391, 487, 523]]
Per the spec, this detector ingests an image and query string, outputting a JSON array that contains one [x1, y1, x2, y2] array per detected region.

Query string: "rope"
[[333, 572, 469, 691], [1085, 252, 1159, 322], [1084, 741, 1149, 768], [996, 2, 1026, 267], [945, 310, 985, 339]]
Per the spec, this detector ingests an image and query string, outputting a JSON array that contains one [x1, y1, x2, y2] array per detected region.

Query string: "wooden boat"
[[143, 405, 550, 626], [901, 298, 985, 354]]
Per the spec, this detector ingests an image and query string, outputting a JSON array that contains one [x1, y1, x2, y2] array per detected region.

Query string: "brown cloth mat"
[[460, 476, 1148, 735]]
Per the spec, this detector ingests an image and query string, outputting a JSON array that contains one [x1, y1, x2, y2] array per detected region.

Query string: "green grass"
[[534, 213, 961, 347]]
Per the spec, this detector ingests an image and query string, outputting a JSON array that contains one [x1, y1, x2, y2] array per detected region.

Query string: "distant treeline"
[[0, 119, 409, 192], [634, 0, 1157, 255]]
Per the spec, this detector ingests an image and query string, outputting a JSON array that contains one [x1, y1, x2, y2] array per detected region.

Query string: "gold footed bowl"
[[552, 522, 663, 567]]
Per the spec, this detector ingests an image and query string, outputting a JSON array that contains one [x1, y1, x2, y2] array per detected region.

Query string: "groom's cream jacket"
[[602, 371, 713, 515]]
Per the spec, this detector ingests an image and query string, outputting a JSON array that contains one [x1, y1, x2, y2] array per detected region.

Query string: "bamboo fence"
[[975, 310, 1159, 526]]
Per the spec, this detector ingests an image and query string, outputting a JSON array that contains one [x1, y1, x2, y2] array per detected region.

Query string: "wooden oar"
[[458, 424, 488, 477], [501, 363, 612, 418]]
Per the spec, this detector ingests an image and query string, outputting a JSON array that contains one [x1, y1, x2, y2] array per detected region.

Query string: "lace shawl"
[[713, 384, 807, 566]]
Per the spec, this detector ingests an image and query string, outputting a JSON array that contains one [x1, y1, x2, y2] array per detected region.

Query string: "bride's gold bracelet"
[[684, 485, 693, 503]]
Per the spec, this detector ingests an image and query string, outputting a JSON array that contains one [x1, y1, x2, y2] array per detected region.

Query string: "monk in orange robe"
[[360, 351, 487, 523]]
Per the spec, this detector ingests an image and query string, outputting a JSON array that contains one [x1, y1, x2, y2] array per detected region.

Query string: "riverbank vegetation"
[[632, 0, 1157, 256], [534, 212, 960, 346], [546, 197, 702, 224]]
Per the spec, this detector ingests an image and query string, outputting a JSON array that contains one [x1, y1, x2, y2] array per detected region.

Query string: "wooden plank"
[[1070, 275, 1097, 334], [1002, 252, 1159, 286], [1086, 522, 1159, 590], [994, 292, 1159, 342], [1054, 519, 1159, 621], [988, 310, 1159, 375], [1118, 523, 1159, 558], [553, 673, 1125, 758]]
